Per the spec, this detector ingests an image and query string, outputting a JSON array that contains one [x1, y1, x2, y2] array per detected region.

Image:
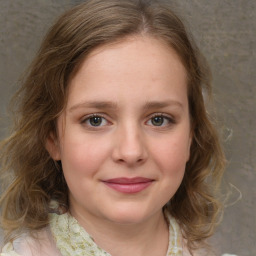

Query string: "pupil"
[[90, 117, 102, 126], [152, 116, 163, 126]]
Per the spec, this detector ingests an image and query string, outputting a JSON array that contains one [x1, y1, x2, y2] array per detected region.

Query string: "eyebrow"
[[68, 99, 183, 112], [69, 101, 118, 112], [143, 100, 183, 110]]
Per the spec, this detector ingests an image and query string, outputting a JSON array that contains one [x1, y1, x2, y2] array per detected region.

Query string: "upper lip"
[[102, 177, 154, 184]]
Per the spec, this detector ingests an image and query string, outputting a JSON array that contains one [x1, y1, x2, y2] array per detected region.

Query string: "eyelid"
[[80, 113, 112, 127], [145, 112, 176, 126], [79, 112, 175, 128], [148, 112, 175, 121], [81, 113, 105, 122]]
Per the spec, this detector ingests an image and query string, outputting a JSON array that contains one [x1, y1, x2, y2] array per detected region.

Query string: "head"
[[1, 0, 225, 250]]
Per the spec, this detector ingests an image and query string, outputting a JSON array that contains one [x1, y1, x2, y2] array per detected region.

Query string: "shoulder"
[[1, 227, 61, 256], [165, 212, 216, 256], [1, 242, 20, 256]]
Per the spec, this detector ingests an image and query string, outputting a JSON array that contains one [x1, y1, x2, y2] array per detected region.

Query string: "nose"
[[112, 123, 148, 166]]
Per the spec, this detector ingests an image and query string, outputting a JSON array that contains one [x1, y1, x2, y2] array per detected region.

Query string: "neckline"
[[49, 211, 183, 256]]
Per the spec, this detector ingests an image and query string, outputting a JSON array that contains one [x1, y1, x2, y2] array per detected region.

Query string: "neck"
[[70, 208, 169, 256]]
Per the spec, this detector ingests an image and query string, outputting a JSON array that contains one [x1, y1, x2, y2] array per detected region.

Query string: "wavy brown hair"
[[0, 0, 225, 252]]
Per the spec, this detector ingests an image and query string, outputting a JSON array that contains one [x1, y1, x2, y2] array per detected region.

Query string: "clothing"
[[1, 212, 188, 256]]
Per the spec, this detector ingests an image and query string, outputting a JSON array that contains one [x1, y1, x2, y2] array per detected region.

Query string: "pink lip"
[[102, 177, 154, 194]]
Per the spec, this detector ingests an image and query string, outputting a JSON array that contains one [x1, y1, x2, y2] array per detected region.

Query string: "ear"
[[45, 132, 61, 160]]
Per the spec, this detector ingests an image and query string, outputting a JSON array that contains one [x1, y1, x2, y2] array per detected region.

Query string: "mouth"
[[102, 177, 154, 194]]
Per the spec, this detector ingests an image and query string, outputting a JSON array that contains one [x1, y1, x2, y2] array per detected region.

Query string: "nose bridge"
[[113, 120, 147, 165]]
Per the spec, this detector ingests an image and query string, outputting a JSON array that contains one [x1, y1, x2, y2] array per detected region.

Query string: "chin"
[[102, 205, 154, 225]]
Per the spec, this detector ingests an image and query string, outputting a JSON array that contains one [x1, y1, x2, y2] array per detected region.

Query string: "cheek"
[[59, 141, 105, 198], [60, 137, 111, 178], [151, 134, 191, 176]]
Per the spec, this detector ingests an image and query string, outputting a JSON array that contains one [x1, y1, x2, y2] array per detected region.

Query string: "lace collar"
[[49, 212, 183, 256]]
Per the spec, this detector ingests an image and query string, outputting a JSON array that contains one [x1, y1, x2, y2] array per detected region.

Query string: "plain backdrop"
[[0, 1, 255, 255]]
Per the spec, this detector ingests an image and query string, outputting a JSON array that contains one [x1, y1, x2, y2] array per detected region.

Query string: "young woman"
[[0, 1, 225, 255]]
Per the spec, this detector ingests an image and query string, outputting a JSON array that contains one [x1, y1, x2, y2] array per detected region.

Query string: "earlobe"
[[45, 132, 61, 160]]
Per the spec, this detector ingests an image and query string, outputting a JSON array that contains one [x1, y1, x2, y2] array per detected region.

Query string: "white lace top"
[[1, 212, 186, 256]]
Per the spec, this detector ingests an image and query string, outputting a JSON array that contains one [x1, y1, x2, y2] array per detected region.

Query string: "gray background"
[[0, 0, 255, 255]]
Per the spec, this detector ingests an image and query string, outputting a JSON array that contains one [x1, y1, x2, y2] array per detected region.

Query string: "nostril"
[[112, 133, 148, 165], [115, 156, 146, 166]]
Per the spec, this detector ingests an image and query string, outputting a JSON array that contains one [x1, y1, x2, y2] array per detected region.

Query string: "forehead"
[[66, 35, 188, 107]]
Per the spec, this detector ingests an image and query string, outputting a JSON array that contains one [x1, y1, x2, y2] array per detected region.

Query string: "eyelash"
[[80, 113, 175, 129], [146, 113, 176, 127], [80, 113, 109, 127]]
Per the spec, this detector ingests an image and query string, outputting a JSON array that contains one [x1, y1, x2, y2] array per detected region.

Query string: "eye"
[[81, 114, 108, 127], [146, 114, 175, 127]]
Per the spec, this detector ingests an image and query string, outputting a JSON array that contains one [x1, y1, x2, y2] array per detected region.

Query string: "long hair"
[[0, 0, 225, 252]]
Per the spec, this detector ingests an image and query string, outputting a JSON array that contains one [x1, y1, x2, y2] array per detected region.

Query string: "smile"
[[102, 177, 154, 194]]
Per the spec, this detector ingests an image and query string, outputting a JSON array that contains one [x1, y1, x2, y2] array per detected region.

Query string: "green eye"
[[89, 116, 103, 126], [146, 114, 174, 127], [151, 116, 164, 126], [81, 114, 109, 128]]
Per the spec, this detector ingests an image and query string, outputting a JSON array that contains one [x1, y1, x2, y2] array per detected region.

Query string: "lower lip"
[[103, 181, 152, 193]]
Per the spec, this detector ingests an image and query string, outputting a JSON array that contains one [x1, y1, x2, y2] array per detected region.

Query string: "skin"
[[47, 35, 192, 256]]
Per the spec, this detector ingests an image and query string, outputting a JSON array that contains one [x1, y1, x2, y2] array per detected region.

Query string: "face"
[[47, 36, 192, 225]]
